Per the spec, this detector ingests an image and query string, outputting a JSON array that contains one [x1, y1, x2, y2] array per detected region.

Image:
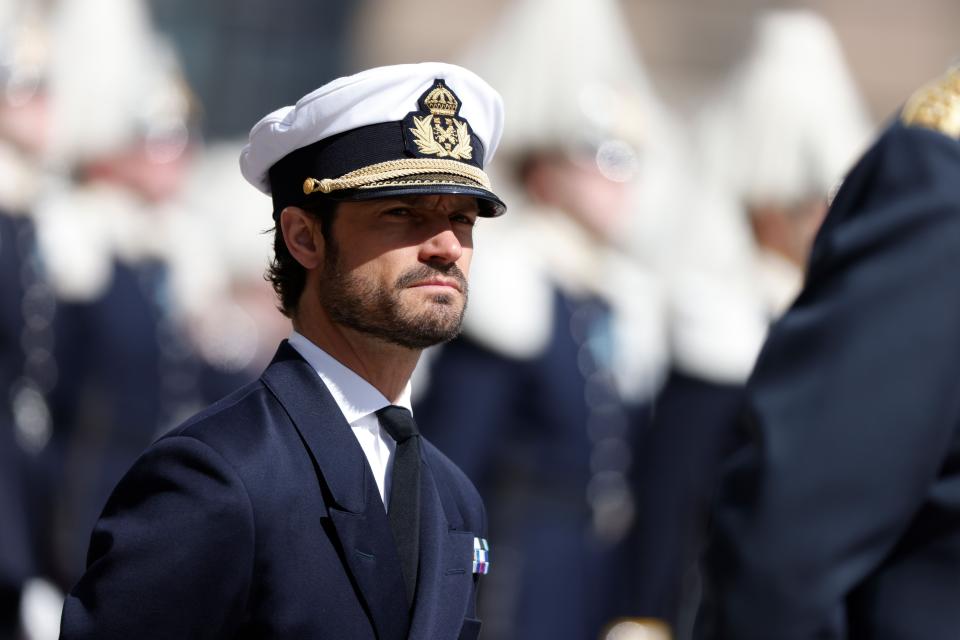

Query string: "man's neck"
[[292, 317, 420, 405]]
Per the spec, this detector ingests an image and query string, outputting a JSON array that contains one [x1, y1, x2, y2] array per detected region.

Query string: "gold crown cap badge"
[[409, 80, 474, 160], [424, 84, 459, 117], [901, 66, 960, 139]]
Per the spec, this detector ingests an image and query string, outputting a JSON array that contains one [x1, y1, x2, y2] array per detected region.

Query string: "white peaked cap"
[[700, 9, 874, 206], [239, 62, 506, 218]]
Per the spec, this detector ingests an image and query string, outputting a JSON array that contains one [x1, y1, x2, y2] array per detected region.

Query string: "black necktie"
[[376, 405, 421, 607]]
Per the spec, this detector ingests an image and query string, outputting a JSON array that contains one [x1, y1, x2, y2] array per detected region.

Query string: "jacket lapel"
[[260, 341, 410, 640], [408, 445, 476, 639]]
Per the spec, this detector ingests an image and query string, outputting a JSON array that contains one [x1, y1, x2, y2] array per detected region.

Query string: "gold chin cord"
[[302, 158, 492, 195]]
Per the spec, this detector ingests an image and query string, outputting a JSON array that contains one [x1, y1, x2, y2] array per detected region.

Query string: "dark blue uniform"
[[698, 83, 960, 638], [60, 341, 488, 639], [632, 370, 745, 635]]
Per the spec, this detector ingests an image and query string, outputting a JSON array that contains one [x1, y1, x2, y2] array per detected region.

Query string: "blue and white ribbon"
[[472, 537, 490, 575]]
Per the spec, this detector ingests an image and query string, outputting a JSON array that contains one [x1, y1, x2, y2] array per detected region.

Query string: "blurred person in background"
[[636, 11, 876, 638], [413, 0, 679, 638], [697, 9, 873, 319], [20, 0, 253, 613], [0, 0, 53, 636], [140, 0, 362, 387], [697, 63, 960, 640], [177, 140, 293, 377], [625, 184, 764, 639]]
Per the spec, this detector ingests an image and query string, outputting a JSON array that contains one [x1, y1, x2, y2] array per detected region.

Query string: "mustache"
[[394, 263, 468, 292]]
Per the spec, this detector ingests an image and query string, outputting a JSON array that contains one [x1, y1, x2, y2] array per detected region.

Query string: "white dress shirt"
[[287, 331, 413, 509]]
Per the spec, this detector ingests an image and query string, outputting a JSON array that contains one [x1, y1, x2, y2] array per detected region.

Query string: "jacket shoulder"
[[164, 380, 277, 440], [158, 379, 301, 478]]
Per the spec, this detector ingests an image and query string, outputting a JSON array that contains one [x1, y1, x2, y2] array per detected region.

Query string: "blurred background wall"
[[350, 0, 959, 124], [141, 0, 960, 141]]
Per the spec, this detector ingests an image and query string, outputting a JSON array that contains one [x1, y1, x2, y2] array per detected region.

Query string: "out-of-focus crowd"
[[0, 0, 878, 638], [1, 0, 293, 637]]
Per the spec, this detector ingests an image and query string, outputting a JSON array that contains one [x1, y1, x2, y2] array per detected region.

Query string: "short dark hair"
[[266, 200, 338, 317]]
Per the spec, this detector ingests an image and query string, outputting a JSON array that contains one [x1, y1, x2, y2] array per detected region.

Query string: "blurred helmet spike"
[[698, 9, 874, 208]]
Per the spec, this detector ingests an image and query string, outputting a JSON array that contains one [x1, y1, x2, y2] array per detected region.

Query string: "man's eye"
[[451, 214, 477, 226], [385, 208, 412, 217]]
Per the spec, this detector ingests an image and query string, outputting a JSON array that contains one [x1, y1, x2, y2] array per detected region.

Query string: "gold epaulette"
[[900, 66, 960, 138]]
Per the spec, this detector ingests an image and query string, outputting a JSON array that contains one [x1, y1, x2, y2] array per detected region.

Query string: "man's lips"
[[408, 278, 463, 293]]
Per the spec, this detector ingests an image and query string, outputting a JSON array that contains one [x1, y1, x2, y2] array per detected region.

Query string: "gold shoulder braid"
[[901, 66, 960, 138]]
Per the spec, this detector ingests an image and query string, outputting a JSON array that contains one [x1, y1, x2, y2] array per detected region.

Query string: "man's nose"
[[419, 226, 463, 264]]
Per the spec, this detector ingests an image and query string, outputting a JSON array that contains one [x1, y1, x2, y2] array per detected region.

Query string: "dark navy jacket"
[[60, 341, 487, 640], [698, 118, 960, 638]]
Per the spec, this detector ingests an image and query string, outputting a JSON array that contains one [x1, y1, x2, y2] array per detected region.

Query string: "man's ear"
[[280, 206, 324, 269]]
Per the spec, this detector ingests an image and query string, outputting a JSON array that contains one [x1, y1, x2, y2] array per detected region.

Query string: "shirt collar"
[[287, 330, 413, 424]]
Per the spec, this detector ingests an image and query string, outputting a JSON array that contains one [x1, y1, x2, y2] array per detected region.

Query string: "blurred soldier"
[[178, 140, 294, 375], [412, 1, 677, 638], [29, 0, 250, 593], [697, 66, 960, 639], [641, 12, 875, 636], [60, 61, 505, 639], [626, 198, 762, 639], [697, 10, 873, 318]]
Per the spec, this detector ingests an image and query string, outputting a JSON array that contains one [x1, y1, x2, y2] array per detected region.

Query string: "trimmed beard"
[[318, 238, 469, 350]]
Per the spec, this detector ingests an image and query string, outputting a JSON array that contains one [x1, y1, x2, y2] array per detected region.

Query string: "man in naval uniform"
[[59, 62, 504, 640], [697, 66, 960, 639]]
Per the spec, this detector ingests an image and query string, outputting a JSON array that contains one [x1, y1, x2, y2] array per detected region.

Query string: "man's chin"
[[395, 306, 465, 347], [376, 323, 463, 350]]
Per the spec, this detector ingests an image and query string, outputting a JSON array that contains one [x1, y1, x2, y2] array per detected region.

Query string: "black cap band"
[[268, 120, 489, 218]]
